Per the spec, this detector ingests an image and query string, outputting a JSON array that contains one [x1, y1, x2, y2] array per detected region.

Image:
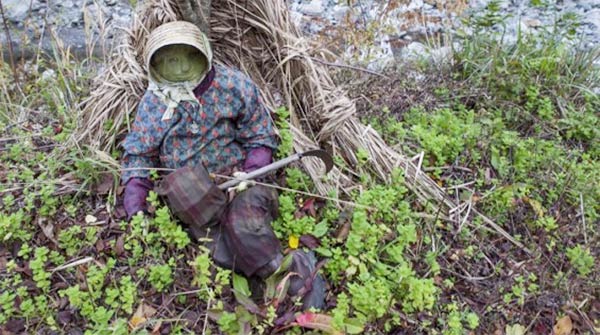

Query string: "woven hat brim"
[[145, 21, 213, 76]]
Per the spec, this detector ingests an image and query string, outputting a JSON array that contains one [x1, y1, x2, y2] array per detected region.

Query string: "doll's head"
[[145, 21, 213, 85], [150, 44, 208, 83]]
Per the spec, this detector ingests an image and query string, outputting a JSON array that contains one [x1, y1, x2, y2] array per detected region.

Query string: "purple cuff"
[[243, 147, 273, 172], [123, 177, 154, 219]]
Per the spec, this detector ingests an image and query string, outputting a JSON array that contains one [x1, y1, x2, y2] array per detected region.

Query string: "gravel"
[[1, 0, 132, 60], [289, 0, 600, 68], [1, 0, 599, 66]]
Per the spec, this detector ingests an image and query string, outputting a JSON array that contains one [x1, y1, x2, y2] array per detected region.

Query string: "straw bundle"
[[78, 0, 459, 217]]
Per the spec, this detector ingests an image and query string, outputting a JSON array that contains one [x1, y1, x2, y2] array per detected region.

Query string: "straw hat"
[[144, 21, 213, 75]]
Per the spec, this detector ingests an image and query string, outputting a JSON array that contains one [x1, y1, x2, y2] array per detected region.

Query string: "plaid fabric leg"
[[212, 185, 281, 277]]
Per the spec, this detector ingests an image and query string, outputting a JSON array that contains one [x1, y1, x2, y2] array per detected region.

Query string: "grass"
[[1, 1, 599, 334]]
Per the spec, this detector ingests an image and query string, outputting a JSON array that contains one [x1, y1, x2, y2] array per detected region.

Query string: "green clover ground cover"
[[1, 2, 599, 333], [354, 2, 599, 333]]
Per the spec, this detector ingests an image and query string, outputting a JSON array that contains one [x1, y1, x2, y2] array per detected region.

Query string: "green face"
[[150, 44, 207, 83]]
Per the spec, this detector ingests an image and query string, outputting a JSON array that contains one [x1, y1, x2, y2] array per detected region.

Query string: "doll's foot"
[[255, 253, 283, 279], [288, 250, 326, 310]]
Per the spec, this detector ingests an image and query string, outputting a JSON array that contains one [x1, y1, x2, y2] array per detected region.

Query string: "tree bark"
[[176, 0, 211, 35]]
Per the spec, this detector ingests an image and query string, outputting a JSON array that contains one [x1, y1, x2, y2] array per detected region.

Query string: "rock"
[[525, 18, 543, 28], [331, 4, 350, 22], [430, 46, 453, 63], [59, 0, 75, 8], [396, 41, 452, 65], [2, 0, 600, 63], [297, 1, 323, 17], [3, 0, 31, 22], [583, 8, 600, 27], [41, 69, 56, 81], [401, 41, 428, 60], [0, 0, 133, 61]]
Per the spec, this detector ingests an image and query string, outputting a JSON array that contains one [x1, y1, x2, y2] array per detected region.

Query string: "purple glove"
[[243, 147, 273, 172], [123, 177, 154, 219]]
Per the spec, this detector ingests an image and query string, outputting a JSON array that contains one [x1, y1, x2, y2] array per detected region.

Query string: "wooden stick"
[[51, 257, 95, 273], [473, 209, 533, 255]]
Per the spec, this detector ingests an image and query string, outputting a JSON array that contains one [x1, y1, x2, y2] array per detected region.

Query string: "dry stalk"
[[0, 0, 21, 90]]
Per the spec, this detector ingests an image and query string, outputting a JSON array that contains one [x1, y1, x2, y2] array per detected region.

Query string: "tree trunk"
[[176, 0, 211, 35]]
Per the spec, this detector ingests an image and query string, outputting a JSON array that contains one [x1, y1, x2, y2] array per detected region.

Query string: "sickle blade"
[[299, 149, 334, 173]]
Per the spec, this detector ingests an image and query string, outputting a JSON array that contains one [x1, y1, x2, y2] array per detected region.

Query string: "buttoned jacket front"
[[121, 64, 278, 184]]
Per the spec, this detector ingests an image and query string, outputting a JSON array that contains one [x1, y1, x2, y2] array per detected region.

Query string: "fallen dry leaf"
[[57, 310, 73, 326], [553, 315, 573, 335], [150, 321, 162, 335], [95, 239, 105, 253], [115, 235, 125, 256], [295, 312, 342, 335], [94, 173, 115, 195], [3, 318, 25, 334], [335, 219, 351, 242], [299, 234, 321, 249], [129, 315, 146, 330], [522, 196, 545, 217], [129, 303, 157, 330]]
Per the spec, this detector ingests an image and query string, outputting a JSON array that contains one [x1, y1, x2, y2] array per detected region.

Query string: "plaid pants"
[[156, 165, 281, 277], [193, 185, 282, 277]]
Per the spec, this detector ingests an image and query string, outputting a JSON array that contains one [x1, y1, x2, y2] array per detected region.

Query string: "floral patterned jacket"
[[121, 64, 278, 185]]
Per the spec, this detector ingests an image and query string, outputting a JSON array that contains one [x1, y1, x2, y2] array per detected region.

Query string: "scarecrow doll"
[[120, 21, 325, 309]]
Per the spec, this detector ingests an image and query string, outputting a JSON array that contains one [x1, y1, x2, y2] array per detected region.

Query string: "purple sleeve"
[[243, 147, 272, 172], [123, 177, 154, 219]]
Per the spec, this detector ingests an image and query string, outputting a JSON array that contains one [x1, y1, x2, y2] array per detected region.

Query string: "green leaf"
[[264, 254, 295, 299], [313, 221, 329, 237], [232, 275, 263, 316], [491, 147, 501, 171], [232, 273, 251, 297], [314, 247, 333, 257], [339, 318, 365, 334], [506, 324, 527, 335]]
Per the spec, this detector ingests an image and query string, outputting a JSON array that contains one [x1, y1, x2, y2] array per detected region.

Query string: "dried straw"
[[78, 0, 459, 217]]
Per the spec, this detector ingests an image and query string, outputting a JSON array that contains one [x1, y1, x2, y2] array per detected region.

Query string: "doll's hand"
[[123, 178, 153, 220], [227, 171, 254, 194]]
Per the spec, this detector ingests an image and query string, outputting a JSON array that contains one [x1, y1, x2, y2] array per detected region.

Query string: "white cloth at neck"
[[148, 80, 200, 122]]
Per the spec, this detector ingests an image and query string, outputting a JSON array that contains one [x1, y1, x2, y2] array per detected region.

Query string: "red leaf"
[[274, 311, 296, 327], [299, 234, 321, 249], [302, 198, 318, 217], [57, 310, 72, 326], [295, 312, 342, 334], [53, 124, 63, 134], [4, 318, 25, 333]]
